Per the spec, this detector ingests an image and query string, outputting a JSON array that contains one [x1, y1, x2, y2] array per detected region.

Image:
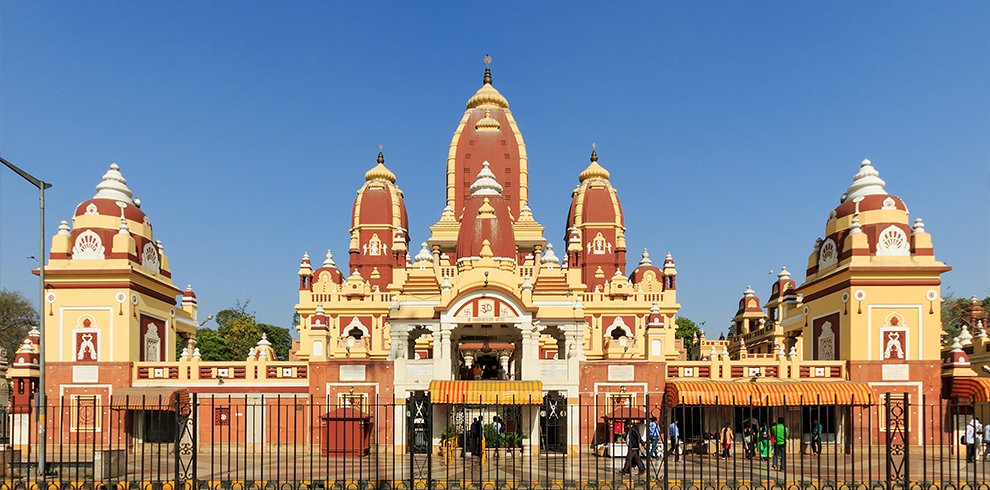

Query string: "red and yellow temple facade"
[[8, 60, 985, 452]]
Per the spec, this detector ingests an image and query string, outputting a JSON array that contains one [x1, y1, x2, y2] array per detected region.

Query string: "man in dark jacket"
[[470, 417, 484, 461], [620, 420, 646, 476]]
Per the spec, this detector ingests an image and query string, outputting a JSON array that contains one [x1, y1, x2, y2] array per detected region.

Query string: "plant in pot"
[[502, 432, 523, 457]]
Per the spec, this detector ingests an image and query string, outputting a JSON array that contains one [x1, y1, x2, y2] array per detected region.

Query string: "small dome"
[[466, 65, 510, 110], [182, 284, 197, 301], [638, 249, 653, 267], [475, 108, 501, 132], [364, 151, 397, 183], [456, 167, 516, 260], [73, 163, 148, 224], [578, 149, 610, 182], [843, 158, 887, 202], [468, 161, 503, 196], [94, 163, 135, 204], [322, 249, 336, 268], [541, 242, 560, 265], [413, 242, 434, 264]]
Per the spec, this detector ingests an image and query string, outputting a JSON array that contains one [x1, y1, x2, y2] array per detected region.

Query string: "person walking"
[[470, 416, 485, 462], [965, 417, 982, 463], [647, 416, 661, 460], [757, 424, 771, 461], [742, 426, 754, 459], [771, 417, 789, 471], [668, 419, 681, 463], [984, 422, 990, 462], [719, 423, 734, 459], [810, 418, 823, 456], [619, 420, 646, 476]]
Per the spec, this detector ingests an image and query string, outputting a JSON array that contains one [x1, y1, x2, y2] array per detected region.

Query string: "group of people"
[[964, 417, 990, 463], [739, 417, 796, 471], [458, 361, 508, 381], [618, 416, 664, 475], [619, 417, 806, 474], [466, 415, 508, 462]]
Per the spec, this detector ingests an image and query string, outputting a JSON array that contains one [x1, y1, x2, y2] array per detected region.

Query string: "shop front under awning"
[[428, 380, 543, 405], [665, 379, 876, 407], [950, 377, 990, 403], [111, 387, 190, 413]]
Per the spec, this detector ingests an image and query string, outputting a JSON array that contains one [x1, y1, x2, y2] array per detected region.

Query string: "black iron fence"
[[3, 393, 990, 489]]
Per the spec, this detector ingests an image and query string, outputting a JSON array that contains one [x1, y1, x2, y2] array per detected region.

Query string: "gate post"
[[406, 391, 432, 490], [662, 391, 669, 490], [884, 393, 909, 490], [175, 393, 197, 490]]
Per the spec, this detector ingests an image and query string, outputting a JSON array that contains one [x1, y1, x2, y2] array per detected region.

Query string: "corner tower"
[[565, 148, 628, 291], [29, 163, 198, 414], [349, 151, 410, 290], [781, 158, 950, 401]]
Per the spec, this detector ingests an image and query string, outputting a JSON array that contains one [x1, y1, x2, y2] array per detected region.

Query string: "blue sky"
[[2, 2, 988, 335]]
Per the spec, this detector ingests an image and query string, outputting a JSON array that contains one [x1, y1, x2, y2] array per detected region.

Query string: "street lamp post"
[[1, 155, 52, 478]]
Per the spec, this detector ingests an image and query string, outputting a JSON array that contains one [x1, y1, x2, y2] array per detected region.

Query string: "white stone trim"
[[58, 307, 114, 362], [867, 305, 923, 361], [440, 289, 532, 325]]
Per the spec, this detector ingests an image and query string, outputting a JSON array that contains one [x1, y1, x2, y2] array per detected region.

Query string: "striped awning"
[[665, 380, 875, 407], [428, 380, 543, 405], [951, 377, 990, 403], [111, 387, 190, 414]]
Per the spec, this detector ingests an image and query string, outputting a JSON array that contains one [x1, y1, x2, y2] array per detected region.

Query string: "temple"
[[9, 58, 989, 455]]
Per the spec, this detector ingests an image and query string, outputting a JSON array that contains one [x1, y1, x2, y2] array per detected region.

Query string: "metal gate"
[[540, 391, 567, 453], [406, 390, 432, 488]]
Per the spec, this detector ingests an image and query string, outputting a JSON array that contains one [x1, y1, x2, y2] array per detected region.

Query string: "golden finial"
[[377, 145, 384, 165], [591, 142, 598, 162], [483, 53, 493, 85]]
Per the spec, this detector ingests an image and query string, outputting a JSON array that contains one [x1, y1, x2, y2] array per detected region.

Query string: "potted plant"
[[502, 432, 523, 457]]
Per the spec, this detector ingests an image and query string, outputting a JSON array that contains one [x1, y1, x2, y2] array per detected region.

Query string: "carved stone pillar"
[[434, 322, 453, 380], [389, 327, 409, 360], [520, 322, 540, 379]]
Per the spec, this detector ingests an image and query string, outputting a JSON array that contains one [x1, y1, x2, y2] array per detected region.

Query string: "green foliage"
[[501, 432, 523, 448], [941, 294, 990, 341], [675, 316, 701, 359], [183, 299, 295, 361], [483, 423, 502, 447], [441, 425, 462, 442], [193, 328, 231, 361], [259, 323, 293, 360], [219, 314, 263, 360], [0, 289, 38, 360]]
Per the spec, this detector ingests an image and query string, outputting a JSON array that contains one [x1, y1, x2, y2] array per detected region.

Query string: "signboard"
[[607, 365, 635, 382], [340, 364, 367, 382]]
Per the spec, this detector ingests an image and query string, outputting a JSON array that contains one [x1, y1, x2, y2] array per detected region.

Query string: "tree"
[[941, 294, 990, 341], [0, 289, 38, 360], [259, 322, 293, 360], [675, 316, 702, 360], [194, 328, 231, 361], [220, 315, 263, 360], [200, 300, 295, 361]]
